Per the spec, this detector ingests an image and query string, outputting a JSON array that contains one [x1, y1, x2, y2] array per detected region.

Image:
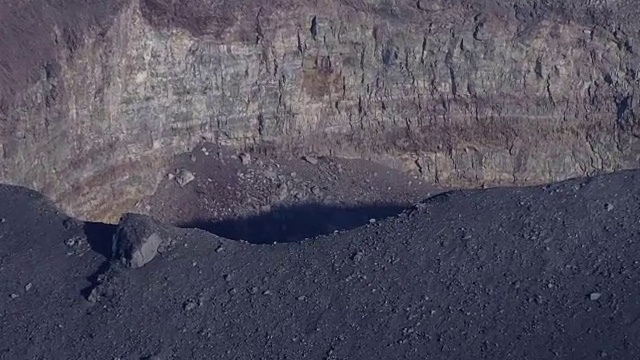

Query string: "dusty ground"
[[138, 144, 443, 243], [1, 168, 640, 359]]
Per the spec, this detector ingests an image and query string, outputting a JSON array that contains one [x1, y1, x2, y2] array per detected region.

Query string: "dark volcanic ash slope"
[[1, 171, 640, 359]]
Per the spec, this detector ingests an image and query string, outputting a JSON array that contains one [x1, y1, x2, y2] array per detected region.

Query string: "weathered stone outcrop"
[[1, 0, 640, 221]]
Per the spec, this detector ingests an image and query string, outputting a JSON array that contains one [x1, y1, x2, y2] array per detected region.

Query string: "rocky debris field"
[[136, 144, 442, 243], [1, 167, 640, 359]]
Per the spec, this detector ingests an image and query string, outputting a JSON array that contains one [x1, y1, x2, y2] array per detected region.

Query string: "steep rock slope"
[[1, 0, 640, 221]]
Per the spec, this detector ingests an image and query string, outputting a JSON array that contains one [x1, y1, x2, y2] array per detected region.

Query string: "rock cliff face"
[[1, 0, 640, 221]]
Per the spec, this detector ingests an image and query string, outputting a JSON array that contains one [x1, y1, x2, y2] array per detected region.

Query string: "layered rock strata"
[[1, 0, 639, 221]]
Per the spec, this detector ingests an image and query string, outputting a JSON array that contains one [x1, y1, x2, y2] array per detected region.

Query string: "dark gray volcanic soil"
[[140, 144, 442, 243], [2, 170, 640, 359]]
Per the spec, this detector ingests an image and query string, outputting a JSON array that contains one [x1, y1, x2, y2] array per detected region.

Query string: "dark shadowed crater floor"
[[1, 166, 640, 359]]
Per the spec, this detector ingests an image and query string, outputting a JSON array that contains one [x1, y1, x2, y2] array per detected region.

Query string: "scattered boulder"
[[62, 217, 83, 231], [263, 169, 277, 181], [351, 250, 365, 263], [85, 264, 123, 304], [183, 300, 198, 312], [473, 22, 490, 41], [417, 0, 442, 11], [239, 152, 251, 165], [277, 183, 289, 200], [112, 213, 173, 269], [175, 169, 195, 187], [302, 155, 319, 165], [64, 236, 82, 247]]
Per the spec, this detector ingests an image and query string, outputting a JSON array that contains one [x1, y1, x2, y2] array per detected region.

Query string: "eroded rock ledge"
[[1, 0, 640, 221]]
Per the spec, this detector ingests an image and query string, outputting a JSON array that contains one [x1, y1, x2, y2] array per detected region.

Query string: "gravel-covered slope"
[[1, 170, 640, 359]]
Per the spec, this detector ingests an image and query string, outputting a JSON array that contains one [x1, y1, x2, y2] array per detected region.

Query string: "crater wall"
[[1, 0, 640, 221]]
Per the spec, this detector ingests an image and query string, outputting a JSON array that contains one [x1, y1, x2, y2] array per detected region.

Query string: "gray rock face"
[[112, 213, 171, 268], [1, 0, 640, 221]]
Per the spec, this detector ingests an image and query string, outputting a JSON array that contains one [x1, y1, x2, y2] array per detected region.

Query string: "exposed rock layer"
[[1, 0, 640, 221]]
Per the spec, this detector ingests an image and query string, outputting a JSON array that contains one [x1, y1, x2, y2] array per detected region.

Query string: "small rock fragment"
[[263, 290, 273, 296], [369, 218, 376, 224], [239, 153, 251, 165], [417, 0, 442, 11], [414, 202, 428, 211], [183, 300, 197, 311], [352, 250, 365, 263], [278, 184, 289, 200], [190, 154, 197, 162], [86, 288, 100, 303], [590, 292, 602, 301], [62, 217, 82, 230], [0, 218, 5, 223], [262, 169, 276, 180], [604, 203, 614, 212], [473, 22, 491, 41], [10, 293, 19, 299], [141, 355, 162, 360], [24, 283, 32, 292], [215, 246, 224, 253], [175, 169, 195, 187], [302, 155, 318, 165], [65, 236, 82, 247]]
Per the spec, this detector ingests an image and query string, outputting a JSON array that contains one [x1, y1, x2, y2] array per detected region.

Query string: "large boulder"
[[112, 213, 173, 268]]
